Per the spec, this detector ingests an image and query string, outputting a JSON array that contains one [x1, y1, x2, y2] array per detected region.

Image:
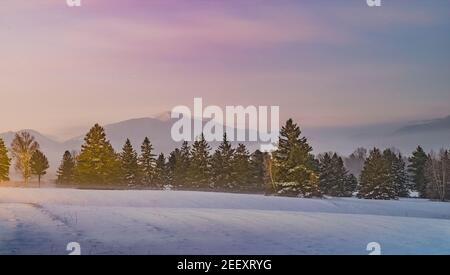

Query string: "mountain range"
[[1, 114, 450, 179]]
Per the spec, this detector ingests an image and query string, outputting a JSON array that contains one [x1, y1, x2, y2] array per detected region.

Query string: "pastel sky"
[[1, 0, 449, 138]]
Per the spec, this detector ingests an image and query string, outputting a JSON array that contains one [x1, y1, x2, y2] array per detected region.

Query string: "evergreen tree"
[[189, 134, 211, 188], [358, 148, 396, 200], [167, 142, 193, 188], [382, 149, 409, 197], [231, 143, 251, 190], [74, 124, 121, 185], [272, 119, 321, 197], [179, 141, 191, 183], [211, 133, 234, 189], [139, 137, 156, 186], [346, 173, 358, 195], [393, 152, 409, 197], [408, 146, 428, 198], [57, 151, 76, 184], [11, 132, 40, 184], [30, 150, 49, 186], [0, 138, 11, 182], [153, 153, 167, 187], [167, 148, 180, 186], [120, 139, 140, 186], [249, 150, 269, 191], [319, 153, 356, 197], [318, 153, 334, 194]]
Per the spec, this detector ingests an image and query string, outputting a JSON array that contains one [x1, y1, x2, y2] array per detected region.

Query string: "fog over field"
[[1, 188, 450, 255]]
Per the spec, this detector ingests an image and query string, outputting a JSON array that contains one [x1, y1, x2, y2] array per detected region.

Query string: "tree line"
[[0, 132, 49, 187], [55, 124, 268, 192], [0, 119, 448, 201]]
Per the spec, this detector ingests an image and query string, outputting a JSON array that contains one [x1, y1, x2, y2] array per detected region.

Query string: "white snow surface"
[[1, 187, 450, 255]]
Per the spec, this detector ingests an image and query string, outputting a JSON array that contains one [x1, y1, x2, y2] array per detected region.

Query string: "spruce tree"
[[74, 124, 121, 185], [273, 119, 321, 197], [139, 137, 156, 186], [249, 150, 269, 191], [189, 134, 211, 188], [57, 151, 76, 184], [30, 150, 49, 186], [408, 146, 428, 198], [211, 133, 234, 189], [153, 153, 167, 187], [120, 139, 140, 187], [167, 142, 192, 188], [358, 148, 396, 200], [318, 153, 334, 194], [394, 153, 409, 197], [0, 138, 11, 182], [382, 149, 409, 197], [346, 173, 358, 196], [167, 148, 180, 186], [231, 143, 251, 190], [319, 153, 356, 197]]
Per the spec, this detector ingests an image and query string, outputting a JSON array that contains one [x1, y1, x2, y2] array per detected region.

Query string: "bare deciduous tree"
[[425, 149, 450, 201], [11, 132, 40, 184]]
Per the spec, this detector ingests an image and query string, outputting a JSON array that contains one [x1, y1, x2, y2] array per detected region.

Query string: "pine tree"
[[249, 150, 269, 191], [11, 132, 40, 184], [74, 124, 121, 185], [30, 150, 49, 187], [358, 148, 396, 200], [211, 133, 234, 189], [382, 149, 409, 197], [272, 119, 321, 197], [231, 143, 251, 190], [167, 148, 180, 186], [319, 153, 356, 197], [0, 138, 11, 182], [57, 151, 76, 184], [168, 142, 191, 188], [318, 153, 334, 194], [120, 139, 140, 187], [393, 153, 409, 197], [153, 153, 167, 187], [139, 137, 156, 186], [189, 134, 211, 188], [408, 146, 428, 198], [346, 173, 358, 195]]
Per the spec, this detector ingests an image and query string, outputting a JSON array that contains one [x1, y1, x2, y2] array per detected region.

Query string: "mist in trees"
[[45, 121, 449, 202], [425, 150, 450, 201], [11, 132, 40, 184], [30, 149, 49, 186], [0, 138, 11, 182], [57, 151, 76, 184]]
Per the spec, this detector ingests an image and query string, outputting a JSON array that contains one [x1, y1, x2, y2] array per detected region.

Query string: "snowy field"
[[1, 187, 450, 255]]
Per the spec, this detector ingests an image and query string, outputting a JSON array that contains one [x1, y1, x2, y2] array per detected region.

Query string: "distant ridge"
[[2, 114, 450, 179], [396, 115, 450, 134]]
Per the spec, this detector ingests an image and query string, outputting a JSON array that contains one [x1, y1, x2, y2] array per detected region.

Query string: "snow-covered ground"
[[0, 187, 450, 255]]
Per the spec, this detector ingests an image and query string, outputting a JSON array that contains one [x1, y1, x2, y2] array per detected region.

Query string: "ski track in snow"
[[1, 187, 450, 255]]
